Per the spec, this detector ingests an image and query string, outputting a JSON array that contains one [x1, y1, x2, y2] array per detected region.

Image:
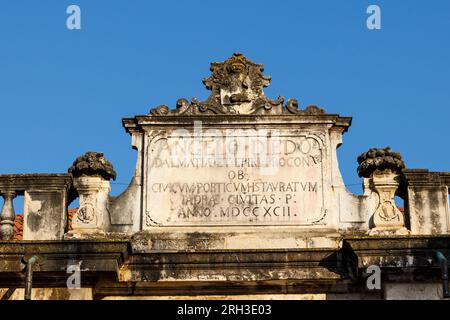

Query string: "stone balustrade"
[[0, 169, 448, 241], [0, 174, 72, 240]]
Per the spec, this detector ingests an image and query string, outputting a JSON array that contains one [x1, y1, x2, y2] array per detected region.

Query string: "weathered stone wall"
[[403, 170, 450, 235]]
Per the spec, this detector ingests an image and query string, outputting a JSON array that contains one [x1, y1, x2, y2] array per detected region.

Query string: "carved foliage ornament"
[[69, 152, 117, 181], [149, 53, 325, 116], [358, 147, 407, 232]]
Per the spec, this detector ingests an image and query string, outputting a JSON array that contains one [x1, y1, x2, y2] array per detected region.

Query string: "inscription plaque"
[[144, 129, 328, 227]]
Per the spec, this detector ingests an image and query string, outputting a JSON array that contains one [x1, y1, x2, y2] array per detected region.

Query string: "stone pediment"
[[149, 53, 325, 116], [118, 56, 354, 237]]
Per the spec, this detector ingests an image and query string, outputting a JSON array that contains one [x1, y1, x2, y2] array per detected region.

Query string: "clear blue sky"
[[1, 0, 449, 201]]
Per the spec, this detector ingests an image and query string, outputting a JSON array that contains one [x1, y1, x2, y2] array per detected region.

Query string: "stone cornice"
[[123, 114, 353, 134], [402, 169, 450, 188], [0, 236, 449, 296], [0, 174, 72, 194]]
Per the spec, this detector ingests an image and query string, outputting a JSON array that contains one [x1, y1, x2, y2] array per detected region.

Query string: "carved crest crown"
[[149, 53, 325, 116]]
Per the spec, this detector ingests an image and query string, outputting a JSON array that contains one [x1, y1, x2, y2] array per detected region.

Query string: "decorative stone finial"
[[357, 147, 405, 178], [358, 147, 408, 235], [148, 53, 326, 116], [68, 152, 116, 181], [67, 152, 115, 236]]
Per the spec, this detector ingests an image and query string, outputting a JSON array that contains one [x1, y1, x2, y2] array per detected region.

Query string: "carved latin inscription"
[[145, 129, 327, 227]]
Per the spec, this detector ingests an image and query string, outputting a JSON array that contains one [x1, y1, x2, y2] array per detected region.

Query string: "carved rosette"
[[148, 53, 326, 116], [75, 197, 97, 225], [357, 147, 409, 235]]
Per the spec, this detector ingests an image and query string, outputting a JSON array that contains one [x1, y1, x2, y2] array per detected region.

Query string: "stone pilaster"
[[357, 147, 409, 235], [368, 170, 408, 235], [71, 176, 111, 233]]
